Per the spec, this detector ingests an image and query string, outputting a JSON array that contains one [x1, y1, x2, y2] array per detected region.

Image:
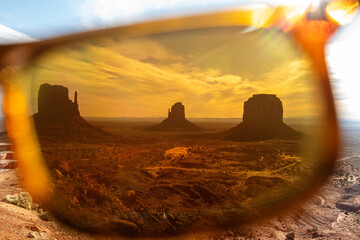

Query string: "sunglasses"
[[0, 0, 358, 238]]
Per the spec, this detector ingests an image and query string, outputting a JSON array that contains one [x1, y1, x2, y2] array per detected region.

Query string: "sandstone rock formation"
[[148, 102, 201, 131], [227, 94, 299, 141], [33, 83, 106, 141], [36, 84, 80, 121]]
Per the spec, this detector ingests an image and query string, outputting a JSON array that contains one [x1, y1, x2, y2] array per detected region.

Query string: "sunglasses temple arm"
[[294, 22, 340, 183]]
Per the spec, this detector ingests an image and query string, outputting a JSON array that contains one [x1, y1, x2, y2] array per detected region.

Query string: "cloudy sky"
[[0, 0, 360, 119], [0, 0, 310, 38], [0, 0, 254, 39], [28, 27, 320, 118]]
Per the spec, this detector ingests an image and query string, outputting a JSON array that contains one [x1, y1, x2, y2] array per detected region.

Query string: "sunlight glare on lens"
[[238, 4, 275, 28], [310, 0, 321, 11], [283, 4, 310, 21], [326, 0, 359, 25], [259, 1, 312, 31]]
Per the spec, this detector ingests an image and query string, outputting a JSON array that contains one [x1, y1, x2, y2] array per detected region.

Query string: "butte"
[[148, 102, 201, 132], [33, 83, 106, 140], [226, 94, 299, 141]]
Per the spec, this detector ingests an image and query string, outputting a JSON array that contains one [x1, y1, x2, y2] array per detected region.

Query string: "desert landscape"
[[0, 24, 357, 239], [1, 84, 359, 239], [19, 27, 325, 236], [21, 83, 322, 237], [1, 124, 360, 239]]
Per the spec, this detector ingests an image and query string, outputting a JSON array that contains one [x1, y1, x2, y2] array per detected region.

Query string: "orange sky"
[[29, 26, 323, 118]]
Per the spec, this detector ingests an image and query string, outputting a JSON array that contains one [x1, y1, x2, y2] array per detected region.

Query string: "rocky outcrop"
[[148, 102, 201, 131], [36, 84, 80, 121], [33, 83, 106, 141], [168, 102, 185, 120], [227, 94, 299, 141], [336, 193, 360, 213]]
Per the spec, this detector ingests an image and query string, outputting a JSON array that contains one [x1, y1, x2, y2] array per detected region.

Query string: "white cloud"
[[0, 24, 36, 44], [327, 15, 360, 120], [78, 0, 314, 29], [80, 0, 273, 28], [80, 0, 205, 27]]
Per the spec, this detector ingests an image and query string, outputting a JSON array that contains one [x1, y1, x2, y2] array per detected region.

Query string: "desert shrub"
[[6, 192, 33, 210]]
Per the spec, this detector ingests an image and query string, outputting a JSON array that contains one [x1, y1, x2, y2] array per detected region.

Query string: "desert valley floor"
[[33, 118, 317, 237], [1, 121, 360, 239]]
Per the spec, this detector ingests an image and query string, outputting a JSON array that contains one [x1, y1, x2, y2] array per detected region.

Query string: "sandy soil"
[[1, 156, 360, 239], [1, 124, 360, 239], [0, 170, 101, 240], [37, 125, 310, 237]]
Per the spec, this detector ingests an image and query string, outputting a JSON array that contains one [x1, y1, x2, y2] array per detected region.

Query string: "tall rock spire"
[[74, 91, 78, 105]]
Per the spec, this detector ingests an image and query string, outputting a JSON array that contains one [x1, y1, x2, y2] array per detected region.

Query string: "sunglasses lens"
[[25, 26, 328, 236]]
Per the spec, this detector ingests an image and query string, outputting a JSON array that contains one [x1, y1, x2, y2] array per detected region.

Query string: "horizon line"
[[82, 116, 323, 119]]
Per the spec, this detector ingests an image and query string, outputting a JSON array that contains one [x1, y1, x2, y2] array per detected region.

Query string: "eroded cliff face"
[[148, 102, 201, 131], [33, 83, 106, 141], [227, 94, 299, 141], [243, 94, 283, 127], [168, 102, 185, 120], [37, 84, 80, 121]]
